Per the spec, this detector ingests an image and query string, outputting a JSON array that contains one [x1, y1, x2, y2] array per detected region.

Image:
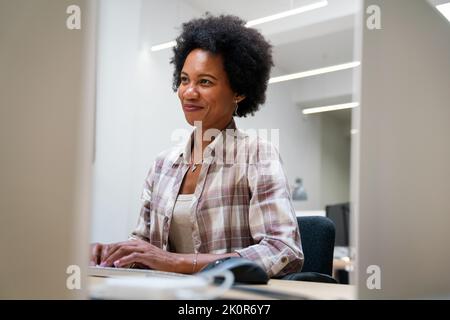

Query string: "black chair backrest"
[[297, 216, 335, 276]]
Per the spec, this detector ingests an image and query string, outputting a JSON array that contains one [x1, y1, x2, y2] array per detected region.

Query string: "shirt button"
[[163, 217, 169, 232], [281, 256, 288, 264]]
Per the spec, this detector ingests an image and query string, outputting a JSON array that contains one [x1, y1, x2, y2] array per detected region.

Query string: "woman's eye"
[[200, 79, 212, 85], [180, 76, 189, 83]]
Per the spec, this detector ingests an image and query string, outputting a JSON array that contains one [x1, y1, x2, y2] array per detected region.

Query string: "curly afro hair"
[[171, 14, 273, 117]]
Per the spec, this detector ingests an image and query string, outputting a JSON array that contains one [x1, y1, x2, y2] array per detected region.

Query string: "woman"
[[91, 14, 303, 278]]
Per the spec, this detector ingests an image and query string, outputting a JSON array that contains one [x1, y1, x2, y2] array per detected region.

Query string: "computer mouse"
[[199, 257, 269, 284]]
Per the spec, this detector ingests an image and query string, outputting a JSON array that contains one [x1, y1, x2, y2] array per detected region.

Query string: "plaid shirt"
[[131, 120, 303, 277]]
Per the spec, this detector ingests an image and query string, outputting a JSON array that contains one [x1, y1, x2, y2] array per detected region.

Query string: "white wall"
[[236, 80, 322, 211], [356, 0, 450, 298], [0, 0, 96, 298], [319, 112, 351, 208], [92, 0, 347, 242], [92, 0, 196, 242]]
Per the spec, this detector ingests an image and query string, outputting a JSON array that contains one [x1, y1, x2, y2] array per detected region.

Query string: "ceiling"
[[427, 0, 450, 6], [184, 0, 358, 108], [144, 0, 447, 117], [186, 0, 358, 73]]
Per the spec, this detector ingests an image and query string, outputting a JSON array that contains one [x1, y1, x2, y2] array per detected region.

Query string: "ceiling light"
[[302, 102, 359, 115], [269, 61, 360, 84], [245, 0, 328, 27], [150, 1, 328, 52], [150, 40, 177, 52], [436, 2, 450, 22]]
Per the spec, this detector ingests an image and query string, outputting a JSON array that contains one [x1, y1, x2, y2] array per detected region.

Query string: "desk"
[[89, 276, 355, 300], [333, 257, 352, 271], [333, 257, 353, 284]]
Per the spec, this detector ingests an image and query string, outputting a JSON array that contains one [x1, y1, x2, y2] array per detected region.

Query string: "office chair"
[[280, 216, 337, 283]]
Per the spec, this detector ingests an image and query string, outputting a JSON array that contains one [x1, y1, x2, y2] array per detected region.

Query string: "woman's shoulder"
[[242, 133, 281, 163], [161, 144, 185, 161], [150, 145, 184, 172], [156, 146, 182, 161]]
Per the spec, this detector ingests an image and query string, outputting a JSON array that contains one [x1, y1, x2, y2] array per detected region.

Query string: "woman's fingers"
[[101, 245, 139, 267], [114, 252, 150, 269], [99, 244, 111, 265], [90, 243, 103, 266], [95, 240, 160, 269], [99, 240, 138, 265]]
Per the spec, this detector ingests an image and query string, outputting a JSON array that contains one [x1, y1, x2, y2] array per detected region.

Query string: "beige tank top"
[[169, 193, 195, 253]]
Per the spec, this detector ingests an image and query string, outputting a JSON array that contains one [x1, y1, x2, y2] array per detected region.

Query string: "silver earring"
[[233, 100, 239, 117]]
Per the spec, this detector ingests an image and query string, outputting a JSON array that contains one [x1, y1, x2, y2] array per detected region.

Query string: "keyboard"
[[88, 266, 191, 279]]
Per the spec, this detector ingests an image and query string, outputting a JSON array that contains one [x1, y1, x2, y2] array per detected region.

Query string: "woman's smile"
[[182, 103, 204, 112]]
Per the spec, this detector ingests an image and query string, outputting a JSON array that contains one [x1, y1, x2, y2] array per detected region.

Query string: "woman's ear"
[[234, 94, 246, 103]]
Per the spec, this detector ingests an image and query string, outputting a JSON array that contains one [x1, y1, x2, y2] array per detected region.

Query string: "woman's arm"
[[98, 239, 239, 273], [129, 162, 156, 242], [177, 252, 240, 273], [235, 140, 303, 277]]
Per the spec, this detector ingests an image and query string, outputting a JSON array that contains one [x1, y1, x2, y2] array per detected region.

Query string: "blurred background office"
[[2, 0, 449, 299], [91, 0, 357, 244]]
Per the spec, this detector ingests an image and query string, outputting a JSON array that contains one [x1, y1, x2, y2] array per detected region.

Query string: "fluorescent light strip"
[[150, 40, 177, 52], [269, 61, 360, 84], [302, 102, 359, 115], [245, 0, 328, 27], [436, 2, 450, 22], [150, 1, 328, 52]]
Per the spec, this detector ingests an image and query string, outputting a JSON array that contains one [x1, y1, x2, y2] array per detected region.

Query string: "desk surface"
[[226, 279, 354, 300], [89, 276, 354, 300]]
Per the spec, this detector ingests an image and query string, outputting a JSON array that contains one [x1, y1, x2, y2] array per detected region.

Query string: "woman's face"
[[178, 48, 243, 130]]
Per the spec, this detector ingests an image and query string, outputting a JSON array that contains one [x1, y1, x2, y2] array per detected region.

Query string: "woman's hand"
[[94, 239, 179, 272], [89, 241, 143, 267], [90, 242, 107, 266]]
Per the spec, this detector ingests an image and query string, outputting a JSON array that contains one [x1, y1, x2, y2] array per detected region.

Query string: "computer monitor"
[[0, 0, 97, 298], [325, 203, 350, 247], [353, 0, 450, 299]]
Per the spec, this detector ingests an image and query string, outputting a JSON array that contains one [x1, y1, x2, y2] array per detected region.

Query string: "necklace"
[[191, 152, 201, 172]]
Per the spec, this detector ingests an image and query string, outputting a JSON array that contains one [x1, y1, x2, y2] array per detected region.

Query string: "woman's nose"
[[183, 85, 199, 99]]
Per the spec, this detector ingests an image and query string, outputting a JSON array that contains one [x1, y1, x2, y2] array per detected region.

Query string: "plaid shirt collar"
[[173, 118, 245, 167]]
